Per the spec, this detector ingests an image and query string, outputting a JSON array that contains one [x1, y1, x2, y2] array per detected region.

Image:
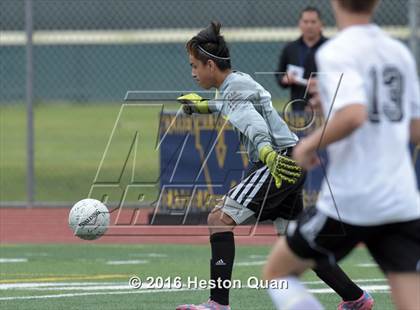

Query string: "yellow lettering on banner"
[[167, 189, 173, 208], [195, 190, 202, 209], [230, 180, 238, 189], [161, 188, 221, 211], [160, 114, 193, 134], [215, 132, 227, 168]]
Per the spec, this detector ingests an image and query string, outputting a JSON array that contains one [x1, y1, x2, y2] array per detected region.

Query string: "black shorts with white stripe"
[[226, 149, 306, 222], [286, 206, 420, 273]]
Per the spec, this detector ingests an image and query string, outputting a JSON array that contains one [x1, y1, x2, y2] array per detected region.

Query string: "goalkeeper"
[[176, 21, 371, 310]]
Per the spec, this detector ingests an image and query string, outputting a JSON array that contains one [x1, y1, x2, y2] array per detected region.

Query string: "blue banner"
[[159, 112, 420, 213]]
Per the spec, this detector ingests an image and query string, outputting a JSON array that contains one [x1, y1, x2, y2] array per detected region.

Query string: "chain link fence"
[[0, 0, 419, 204], [1, 0, 418, 102]]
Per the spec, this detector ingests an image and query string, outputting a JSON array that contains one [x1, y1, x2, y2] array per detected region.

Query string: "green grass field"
[[1, 103, 164, 202], [0, 244, 392, 309]]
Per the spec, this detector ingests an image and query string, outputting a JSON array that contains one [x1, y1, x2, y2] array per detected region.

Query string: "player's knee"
[[207, 208, 235, 227], [263, 261, 302, 281], [207, 208, 221, 226]]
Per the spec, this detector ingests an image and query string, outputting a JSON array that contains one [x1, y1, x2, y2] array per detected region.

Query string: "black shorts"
[[286, 206, 420, 273], [222, 147, 306, 223]]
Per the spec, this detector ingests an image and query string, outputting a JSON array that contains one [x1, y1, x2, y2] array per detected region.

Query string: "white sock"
[[268, 276, 324, 310]]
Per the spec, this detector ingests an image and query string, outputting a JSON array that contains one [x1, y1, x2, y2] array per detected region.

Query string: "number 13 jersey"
[[315, 24, 420, 226]]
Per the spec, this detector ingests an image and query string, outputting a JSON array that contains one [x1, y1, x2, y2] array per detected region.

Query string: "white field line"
[[128, 253, 167, 258], [357, 263, 378, 267], [235, 261, 266, 267], [236, 259, 382, 268], [31, 285, 131, 291], [2, 283, 173, 291], [1, 282, 198, 291], [0, 287, 198, 301], [302, 278, 386, 285], [26, 281, 391, 292], [0, 282, 122, 290], [0, 278, 388, 290], [237, 256, 381, 269], [14, 283, 392, 293], [248, 255, 267, 259], [106, 260, 149, 265], [0, 258, 28, 263], [0, 284, 390, 301], [310, 285, 389, 294]]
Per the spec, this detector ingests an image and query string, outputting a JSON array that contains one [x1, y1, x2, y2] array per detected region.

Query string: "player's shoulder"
[[221, 71, 263, 100], [317, 24, 410, 66], [372, 25, 414, 59], [386, 36, 417, 67], [316, 27, 360, 61], [224, 71, 256, 90]]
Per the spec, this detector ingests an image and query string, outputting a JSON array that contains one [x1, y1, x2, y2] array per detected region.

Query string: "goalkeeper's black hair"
[[186, 21, 231, 71]]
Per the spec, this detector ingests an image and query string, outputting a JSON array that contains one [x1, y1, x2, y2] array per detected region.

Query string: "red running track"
[[0, 208, 278, 245]]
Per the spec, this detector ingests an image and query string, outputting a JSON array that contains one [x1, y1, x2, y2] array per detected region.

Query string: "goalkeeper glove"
[[259, 145, 302, 188], [177, 93, 210, 115]]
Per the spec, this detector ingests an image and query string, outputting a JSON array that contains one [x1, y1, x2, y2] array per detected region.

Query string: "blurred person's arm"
[[307, 78, 323, 114], [410, 119, 420, 144], [281, 73, 297, 86], [277, 45, 294, 88], [295, 47, 369, 170], [408, 55, 420, 144], [293, 104, 367, 169]]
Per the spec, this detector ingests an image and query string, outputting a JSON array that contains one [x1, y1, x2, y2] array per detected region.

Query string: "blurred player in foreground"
[[264, 0, 420, 309], [176, 21, 372, 310]]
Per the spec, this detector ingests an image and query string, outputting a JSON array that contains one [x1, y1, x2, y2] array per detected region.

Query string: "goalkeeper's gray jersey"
[[209, 71, 298, 163]]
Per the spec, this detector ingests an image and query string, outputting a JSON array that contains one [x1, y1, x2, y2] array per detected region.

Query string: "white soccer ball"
[[68, 199, 110, 240]]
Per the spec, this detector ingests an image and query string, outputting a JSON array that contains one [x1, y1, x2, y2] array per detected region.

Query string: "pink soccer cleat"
[[337, 291, 374, 310], [176, 299, 231, 310]]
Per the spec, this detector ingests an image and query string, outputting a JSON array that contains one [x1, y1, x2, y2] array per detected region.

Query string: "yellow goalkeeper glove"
[[177, 93, 210, 115], [259, 145, 302, 188]]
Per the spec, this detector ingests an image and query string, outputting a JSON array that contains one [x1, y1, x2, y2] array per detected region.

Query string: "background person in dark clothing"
[[277, 6, 327, 111]]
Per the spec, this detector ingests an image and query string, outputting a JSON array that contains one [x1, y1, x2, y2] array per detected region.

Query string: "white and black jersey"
[[315, 24, 420, 226], [285, 23, 420, 276], [210, 72, 304, 224]]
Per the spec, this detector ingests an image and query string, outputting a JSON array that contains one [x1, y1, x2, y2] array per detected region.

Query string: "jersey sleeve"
[[277, 45, 289, 88], [208, 100, 222, 113], [208, 89, 223, 113], [316, 48, 368, 113], [220, 87, 271, 152]]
